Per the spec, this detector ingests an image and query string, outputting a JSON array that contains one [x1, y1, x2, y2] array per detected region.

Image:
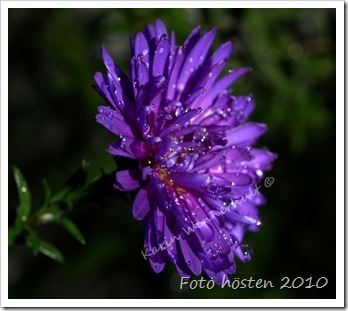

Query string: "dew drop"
[[158, 183, 165, 189], [246, 96, 252, 102], [256, 169, 263, 177], [21, 216, 27, 222], [177, 83, 185, 91], [21, 186, 27, 193], [186, 259, 192, 266], [240, 244, 253, 262]]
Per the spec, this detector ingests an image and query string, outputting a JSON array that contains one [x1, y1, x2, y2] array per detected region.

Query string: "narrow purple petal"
[[183, 25, 201, 54], [130, 141, 151, 159], [190, 59, 229, 109], [247, 149, 277, 170], [166, 45, 186, 99], [212, 172, 252, 187], [210, 41, 234, 66], [198, 67, 251, 111], [114, 169, 142, 191], [134, 32, 150, 67], [155, 19, 168, 41], [176, 28, 217, 95], [96, 106, 137, 139], [179, 238, 202, 275], [172, 173, 210, 188], [152, 37, 170, 77], [108, 136, 136, 158], [226, 122, 267, 147], [132, 188, 150, 220]]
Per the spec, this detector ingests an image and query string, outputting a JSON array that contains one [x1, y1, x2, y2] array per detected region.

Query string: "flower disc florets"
[[94, 19, 276, 285]]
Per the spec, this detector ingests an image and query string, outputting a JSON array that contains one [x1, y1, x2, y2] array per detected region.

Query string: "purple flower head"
[[94, 19, 276, 285]]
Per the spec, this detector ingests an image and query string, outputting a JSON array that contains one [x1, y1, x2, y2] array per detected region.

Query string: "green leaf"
[[56, 217, 86, 245], [13, 166, 32, 227], [41, 179, 52, 210], [38, 239, 65, 263], [25, 228, 40, 256], [8, 227, 20, 247]]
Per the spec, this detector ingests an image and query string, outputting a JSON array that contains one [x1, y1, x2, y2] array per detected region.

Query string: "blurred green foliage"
[[9, 8, 336, 299]]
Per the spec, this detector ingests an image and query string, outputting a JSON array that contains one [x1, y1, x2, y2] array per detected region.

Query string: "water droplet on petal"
[[158, 183, 165, 189], [256, 169, 263, 177], [177, 83, 185, 91], [186, 259, 192, 266], [240, 244, 253, 262]]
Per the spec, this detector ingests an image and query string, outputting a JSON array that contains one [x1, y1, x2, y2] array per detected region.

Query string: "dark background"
[[8, 8, 336, 299]]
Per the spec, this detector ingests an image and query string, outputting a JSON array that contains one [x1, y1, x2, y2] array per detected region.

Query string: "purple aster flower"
[[94, 19, 276, 285]]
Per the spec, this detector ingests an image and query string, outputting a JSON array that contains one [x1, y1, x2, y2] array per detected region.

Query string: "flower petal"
[[133, 186, 151, 220], [152, 36, 170, 77], [176, 28, 217, 95], [172, 173, 211, 188], [198, 67, 251, 111], [96, 106, 137, 139], [225, 122, 267, 147], [114, 169, 142, 191], [178, 237, 202, 275]]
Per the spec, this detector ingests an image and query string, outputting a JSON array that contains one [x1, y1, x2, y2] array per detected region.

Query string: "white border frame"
[[1, 1, 344, 308]]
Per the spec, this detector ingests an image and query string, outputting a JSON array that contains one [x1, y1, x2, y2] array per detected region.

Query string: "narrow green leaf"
[[13, 166, 32, 226], [38, 239, 65, 263], [41, 179, 52, 210], [25, 228, 40, 256], [56, 217, 86, 245], [8, 227, 20, 247]]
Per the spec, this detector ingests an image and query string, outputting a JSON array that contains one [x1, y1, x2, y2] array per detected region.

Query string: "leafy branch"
[[9, 160, 117, 263]]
